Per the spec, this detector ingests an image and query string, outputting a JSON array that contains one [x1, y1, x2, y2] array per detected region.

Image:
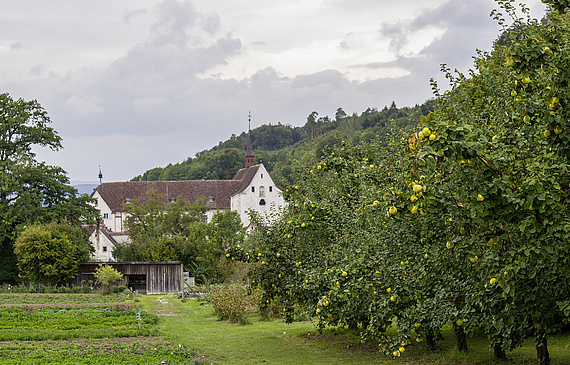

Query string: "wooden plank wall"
[[70, 262, 182, 294]]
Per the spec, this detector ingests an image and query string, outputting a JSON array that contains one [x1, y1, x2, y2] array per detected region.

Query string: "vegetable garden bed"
[[0, 293, 199, 364]]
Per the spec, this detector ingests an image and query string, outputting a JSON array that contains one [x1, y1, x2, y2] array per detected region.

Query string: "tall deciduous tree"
[[0, 93, 98, 283], [14, 221, 92, 286]]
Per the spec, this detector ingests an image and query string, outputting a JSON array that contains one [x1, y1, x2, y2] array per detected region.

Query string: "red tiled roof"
[[92, 165, 262, 213], [232, 164, 260, 193]]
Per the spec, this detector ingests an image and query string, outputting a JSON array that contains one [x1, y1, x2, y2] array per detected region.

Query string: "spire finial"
[[98, 166, 103, 185], [245, 112, 254, 169]]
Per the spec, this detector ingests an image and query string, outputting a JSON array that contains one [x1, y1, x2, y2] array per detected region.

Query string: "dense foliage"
[[14, 222, 93, 286], [94, 264, 124, 294], [227, 2, 570, 364], [133, 101, 435, 188], [114, 190, 245, 284], [0, 93, 99, 284]]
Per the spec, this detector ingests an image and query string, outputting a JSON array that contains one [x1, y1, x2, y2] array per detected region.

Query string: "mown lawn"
[[140, 294, 570, 365]]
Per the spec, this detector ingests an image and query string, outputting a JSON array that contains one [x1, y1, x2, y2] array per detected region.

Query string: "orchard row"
[[228, 3, 570, 363]]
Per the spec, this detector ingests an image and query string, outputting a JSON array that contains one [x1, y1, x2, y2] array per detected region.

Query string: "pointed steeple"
[[245, 111, 254, 169], [98, 166, 103, 185]]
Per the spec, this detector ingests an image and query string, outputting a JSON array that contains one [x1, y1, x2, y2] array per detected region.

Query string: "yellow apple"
[[544, 130, 551, 139]]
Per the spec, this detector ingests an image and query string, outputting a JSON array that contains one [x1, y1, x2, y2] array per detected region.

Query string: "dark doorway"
[[127, 274, 146, 294]]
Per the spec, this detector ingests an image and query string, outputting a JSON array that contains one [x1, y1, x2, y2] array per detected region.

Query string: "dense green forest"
[[132, 100, 435, 188]]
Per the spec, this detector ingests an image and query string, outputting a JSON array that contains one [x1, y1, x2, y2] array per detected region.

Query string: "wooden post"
[[180, 263, 184, 301]]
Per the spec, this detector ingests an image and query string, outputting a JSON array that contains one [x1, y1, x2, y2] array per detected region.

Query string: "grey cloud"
[[151, 0, 200, 46], [292, 69, 348, 90], [10, 42, 23, 50], [379, 20, 410, 52], [123, 8, 147, 25], [29, 65, 44, 77], [6, 0, 509, 182], [201, 13, 221, 35]]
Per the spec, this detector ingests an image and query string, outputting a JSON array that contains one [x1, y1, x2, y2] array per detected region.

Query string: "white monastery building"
[[88, 131, 285, 261]]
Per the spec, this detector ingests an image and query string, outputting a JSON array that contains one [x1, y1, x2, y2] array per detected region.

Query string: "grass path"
[[139, 295, 570, 365]]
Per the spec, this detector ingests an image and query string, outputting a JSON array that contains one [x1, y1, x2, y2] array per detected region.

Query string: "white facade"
[[231, 164, 284, 228], [88, 228, 129, 261], [92, 191, 121, 232]]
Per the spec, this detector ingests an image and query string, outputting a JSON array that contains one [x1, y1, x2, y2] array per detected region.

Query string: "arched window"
[[259, 199, 266, 206]]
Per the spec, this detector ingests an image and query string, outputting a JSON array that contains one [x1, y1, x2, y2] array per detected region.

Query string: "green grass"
[[139, 295, 570, 365]]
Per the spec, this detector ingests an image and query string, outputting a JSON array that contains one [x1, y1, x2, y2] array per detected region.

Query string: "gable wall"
[[231, 164, 285, 228]]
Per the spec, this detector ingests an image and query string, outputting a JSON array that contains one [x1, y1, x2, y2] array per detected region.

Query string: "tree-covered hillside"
[[132, 100, 435, 188]]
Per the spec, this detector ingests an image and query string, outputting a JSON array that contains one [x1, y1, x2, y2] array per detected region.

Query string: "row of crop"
[[0, 282, 129, 294], [0, 339, 197, 364], [0, 305, 159, 341], [0, 292, 131, 305]]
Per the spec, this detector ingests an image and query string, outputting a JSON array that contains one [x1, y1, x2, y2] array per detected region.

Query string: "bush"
[[94, 264, 123, 294], [207, 284, 258, 325], [113, 285, 128, 294], [259, 294, 283, 320]]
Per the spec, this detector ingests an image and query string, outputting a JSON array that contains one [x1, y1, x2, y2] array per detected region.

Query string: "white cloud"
[[63, 95, 104, 115]]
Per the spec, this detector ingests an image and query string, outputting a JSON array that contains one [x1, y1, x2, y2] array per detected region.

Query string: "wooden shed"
[[72, 261, 183, 294]]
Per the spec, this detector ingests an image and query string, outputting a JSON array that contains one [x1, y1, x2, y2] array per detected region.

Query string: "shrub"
[[259, 294, 283, 320], [207, 284, 258, 325], [94, 264, 123, 294]]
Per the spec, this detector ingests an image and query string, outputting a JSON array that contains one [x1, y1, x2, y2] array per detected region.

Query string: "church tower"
[[245, 111, 254, 169]]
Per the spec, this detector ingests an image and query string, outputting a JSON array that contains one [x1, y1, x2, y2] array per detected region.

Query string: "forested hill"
[[132, 100, 435, 188]]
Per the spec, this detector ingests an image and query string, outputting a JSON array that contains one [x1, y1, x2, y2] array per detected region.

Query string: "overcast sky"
[[1, 0, 545, 183]]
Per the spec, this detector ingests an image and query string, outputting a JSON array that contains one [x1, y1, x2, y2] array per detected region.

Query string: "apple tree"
[[412, 2, 570, 362]]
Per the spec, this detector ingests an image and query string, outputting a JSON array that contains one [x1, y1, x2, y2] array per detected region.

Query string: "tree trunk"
[[453, 324, 468, 352], [425, 328, 436, 350], [536, 336, 550, 365], [493, 344, 507, 361]]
